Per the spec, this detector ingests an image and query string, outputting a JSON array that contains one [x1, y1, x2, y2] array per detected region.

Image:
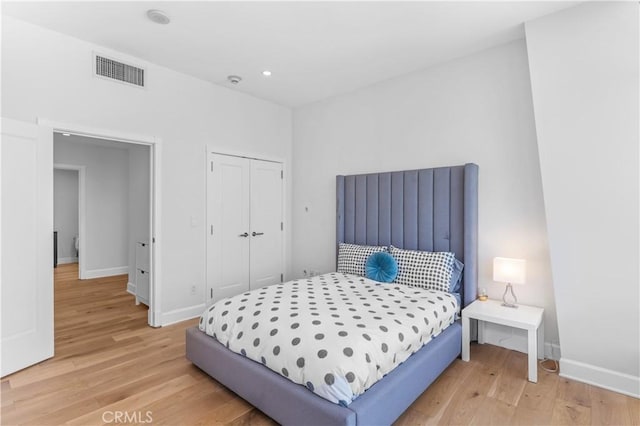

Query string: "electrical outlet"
[[190, 285, 196, 295]]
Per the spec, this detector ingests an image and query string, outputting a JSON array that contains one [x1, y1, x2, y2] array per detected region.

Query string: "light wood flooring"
[[1, 263, 638, 425]]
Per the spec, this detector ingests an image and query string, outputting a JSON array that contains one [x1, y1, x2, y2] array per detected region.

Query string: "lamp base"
[[502, 283, 519, 308]]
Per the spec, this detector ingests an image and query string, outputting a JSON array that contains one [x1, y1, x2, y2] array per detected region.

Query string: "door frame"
[[40, 118, 162, 327], [206, 147, 287, 302], [53, 164, 86, 278]]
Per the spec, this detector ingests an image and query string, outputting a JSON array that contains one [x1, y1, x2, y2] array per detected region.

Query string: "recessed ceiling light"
[[62, 133, 71, 136], [262, 70, 272, 77], [146, 9, 170, 25], [227, 75, 242, 84]]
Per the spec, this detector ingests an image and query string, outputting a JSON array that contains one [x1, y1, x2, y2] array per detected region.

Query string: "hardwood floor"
[[1, 263, 638, 425]]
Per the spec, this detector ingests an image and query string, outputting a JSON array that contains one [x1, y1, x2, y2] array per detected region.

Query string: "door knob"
[[252, 232, 264, 236], [239, 232, 249, 237]]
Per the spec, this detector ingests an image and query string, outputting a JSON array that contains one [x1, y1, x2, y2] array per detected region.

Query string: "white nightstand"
[[461, 299, 544, 382]]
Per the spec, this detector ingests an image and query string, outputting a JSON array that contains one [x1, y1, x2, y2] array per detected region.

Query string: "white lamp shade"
[[493, 257, 526, 285]]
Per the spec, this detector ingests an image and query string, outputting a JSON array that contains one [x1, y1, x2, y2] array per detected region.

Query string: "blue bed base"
[[186, 322, 461, 426], [186, 163, 478, 425]]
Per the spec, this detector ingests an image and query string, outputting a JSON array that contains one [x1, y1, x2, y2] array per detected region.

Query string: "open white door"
[[1, 118, 54, 376]]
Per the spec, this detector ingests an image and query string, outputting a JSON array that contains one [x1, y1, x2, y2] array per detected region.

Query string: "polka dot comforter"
[[198, 272, 459, 406]]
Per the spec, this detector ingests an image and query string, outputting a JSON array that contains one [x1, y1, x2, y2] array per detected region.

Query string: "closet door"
[[207, 154, 251, 302], [249, 160, 283, 290]]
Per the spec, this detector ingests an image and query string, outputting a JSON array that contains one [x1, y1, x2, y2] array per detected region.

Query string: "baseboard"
[[57, 257, 78, 264], [161, 303, 206, 327], [126, 282, 136, 295], [84, 266, 129, 279], [560, 358, 640, 399]]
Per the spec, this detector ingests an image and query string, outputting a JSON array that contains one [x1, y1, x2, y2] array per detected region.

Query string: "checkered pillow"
[[389, 246, 455, 292], [337, 243, 387, 277]]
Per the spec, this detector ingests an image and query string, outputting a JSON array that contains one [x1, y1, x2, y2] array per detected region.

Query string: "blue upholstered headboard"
[[336, 164, 478, 307]]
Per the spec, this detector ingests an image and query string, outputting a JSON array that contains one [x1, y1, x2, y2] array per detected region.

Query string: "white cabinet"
[[207, 153, 283, 302], [135, 241, 150, 306]]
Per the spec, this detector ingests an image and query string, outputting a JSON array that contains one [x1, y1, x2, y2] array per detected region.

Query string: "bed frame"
[[186, 163, 478, 425]]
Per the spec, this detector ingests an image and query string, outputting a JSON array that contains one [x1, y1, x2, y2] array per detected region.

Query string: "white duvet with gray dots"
[[198, 272, 459, 406]]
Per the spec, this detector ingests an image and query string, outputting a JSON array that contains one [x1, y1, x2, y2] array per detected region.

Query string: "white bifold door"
[[1, 118, 54, 377], [207, 153, 283, 302]]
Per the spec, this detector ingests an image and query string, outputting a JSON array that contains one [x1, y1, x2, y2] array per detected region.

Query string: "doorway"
[[44, 119, 162, 327], [53, 164, 85, 276], [53, 133, 151, 317]]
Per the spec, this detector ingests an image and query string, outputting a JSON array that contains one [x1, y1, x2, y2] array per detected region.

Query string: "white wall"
[[292, 39, 559, 355], [127, 144, 150, 291], [54, 136, 130, 276], [53, 169, 78, 262], [1, 16, 293, 324], [526, 2, 639, 397]]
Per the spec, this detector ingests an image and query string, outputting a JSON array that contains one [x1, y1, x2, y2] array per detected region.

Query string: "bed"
[[186, 163, 478, 425]]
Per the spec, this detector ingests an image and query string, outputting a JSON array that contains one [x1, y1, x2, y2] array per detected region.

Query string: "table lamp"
[[493, 257, 526, 308]]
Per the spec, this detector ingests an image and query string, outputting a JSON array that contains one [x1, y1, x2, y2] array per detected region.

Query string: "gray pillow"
[[389, 246, 455, 293], [337, 243, 387, 277]]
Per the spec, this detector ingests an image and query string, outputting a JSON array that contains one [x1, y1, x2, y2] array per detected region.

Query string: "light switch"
[[190, 216, 198, 228]]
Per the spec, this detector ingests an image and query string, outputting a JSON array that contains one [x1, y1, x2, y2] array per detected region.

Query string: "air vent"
[[95, 55, 145, 87]]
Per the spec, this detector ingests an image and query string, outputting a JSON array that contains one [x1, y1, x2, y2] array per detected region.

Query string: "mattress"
[[199, 272, 458, 405]]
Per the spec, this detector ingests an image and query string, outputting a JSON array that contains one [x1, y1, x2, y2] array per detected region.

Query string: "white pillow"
[[337, 243, 387, 277], [389, 246, 455, 292]]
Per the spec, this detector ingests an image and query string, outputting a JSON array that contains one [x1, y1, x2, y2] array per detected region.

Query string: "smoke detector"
[[147, 9, 170, 25], [227, 75, 242, 84]]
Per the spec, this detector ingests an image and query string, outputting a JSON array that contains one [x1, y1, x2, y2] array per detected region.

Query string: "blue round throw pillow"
[[365, 252, 398, 283]]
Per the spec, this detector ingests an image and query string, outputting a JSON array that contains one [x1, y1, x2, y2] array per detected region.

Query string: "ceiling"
[[2, 1, 577, 107], [53, 132, 140, 151]]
